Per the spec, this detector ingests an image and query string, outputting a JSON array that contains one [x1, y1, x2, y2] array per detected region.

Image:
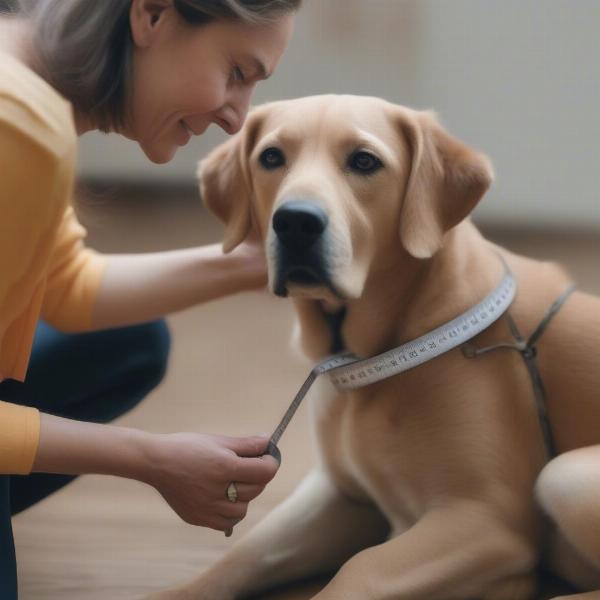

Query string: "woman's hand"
[[142, 432, 278, 531], [33, 414, 278, 533], [228, 238, 268, 291]]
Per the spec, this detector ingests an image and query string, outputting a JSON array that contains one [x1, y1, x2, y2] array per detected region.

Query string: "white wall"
[[78, 0, 600, 228]]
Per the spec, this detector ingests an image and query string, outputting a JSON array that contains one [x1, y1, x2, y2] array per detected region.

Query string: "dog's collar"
[[267, 260, 516, 456]]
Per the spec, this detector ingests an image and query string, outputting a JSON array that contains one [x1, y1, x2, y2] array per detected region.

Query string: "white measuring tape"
[[268, 266, 517, 450], [328, 269, 517, 390]]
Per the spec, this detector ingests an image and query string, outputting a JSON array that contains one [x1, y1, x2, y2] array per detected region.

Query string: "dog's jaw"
[[283, 282, 345, 305]]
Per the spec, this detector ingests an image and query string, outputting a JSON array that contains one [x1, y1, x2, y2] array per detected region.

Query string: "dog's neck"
[[320, 306, 347, 354], [293, 222, 506, 361]]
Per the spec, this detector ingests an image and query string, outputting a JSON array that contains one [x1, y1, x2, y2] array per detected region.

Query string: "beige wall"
[[78, 1, 600, 228]]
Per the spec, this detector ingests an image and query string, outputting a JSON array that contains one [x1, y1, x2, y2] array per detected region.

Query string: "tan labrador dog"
[[153, 95, 600, 600]]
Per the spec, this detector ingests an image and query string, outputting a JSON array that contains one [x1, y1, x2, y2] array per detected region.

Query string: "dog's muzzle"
[[271, 199, 334, 297]]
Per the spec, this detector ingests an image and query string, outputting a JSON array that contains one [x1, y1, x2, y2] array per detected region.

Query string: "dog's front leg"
[[311, 502, 537, 600], [148, 468, 388, 600]]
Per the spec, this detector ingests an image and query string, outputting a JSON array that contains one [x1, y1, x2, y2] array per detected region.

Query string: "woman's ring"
[[226, 481, 238, 503]]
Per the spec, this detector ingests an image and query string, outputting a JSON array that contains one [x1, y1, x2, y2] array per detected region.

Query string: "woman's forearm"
[[31, 412, 279, 531], [91, 243, 267, 330], [32, 413, 152, 481]]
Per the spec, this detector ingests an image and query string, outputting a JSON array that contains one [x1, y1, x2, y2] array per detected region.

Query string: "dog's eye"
[[348, 151, 383, 175], [259, 147, 286, 170]]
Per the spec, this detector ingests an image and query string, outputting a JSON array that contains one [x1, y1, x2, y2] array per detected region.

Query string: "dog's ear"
[[396, 109, 494, 259], [198, 110, 265, 253]]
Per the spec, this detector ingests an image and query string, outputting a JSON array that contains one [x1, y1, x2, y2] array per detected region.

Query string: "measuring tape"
[[267, 265, 517, 458], [328, 268, 517, 390]]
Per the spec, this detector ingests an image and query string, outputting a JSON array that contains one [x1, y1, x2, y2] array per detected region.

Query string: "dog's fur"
[[153, 96, 600, 600]]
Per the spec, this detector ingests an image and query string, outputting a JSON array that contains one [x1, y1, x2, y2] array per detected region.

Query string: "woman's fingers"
[[217, 434, 280, 486], [218, 500, 248, 520], [219, 434, 271, 458], [228, 482, 263, 502], [146, 431, 279, 530], [231, 454, 279, 485], [210, 516, 243, 533]]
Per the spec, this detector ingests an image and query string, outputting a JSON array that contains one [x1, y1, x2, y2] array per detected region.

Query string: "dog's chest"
[[311, 362, 545, 530], [312, 380, 449, 525]]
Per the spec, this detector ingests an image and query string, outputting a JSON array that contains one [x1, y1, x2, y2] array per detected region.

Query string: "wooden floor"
[[12, 186, 600, 599]]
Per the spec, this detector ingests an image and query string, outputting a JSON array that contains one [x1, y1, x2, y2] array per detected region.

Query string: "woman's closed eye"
[[230, 66, 246, 84]]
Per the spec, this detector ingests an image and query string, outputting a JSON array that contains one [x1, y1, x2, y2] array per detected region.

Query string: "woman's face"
[[127, 1, 295, 163]]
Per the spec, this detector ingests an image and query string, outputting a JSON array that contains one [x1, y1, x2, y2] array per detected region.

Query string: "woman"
[[0, 0, 300, 596]]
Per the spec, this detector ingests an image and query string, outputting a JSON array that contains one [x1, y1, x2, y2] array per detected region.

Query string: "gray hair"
[[19, 0, 301, 133]]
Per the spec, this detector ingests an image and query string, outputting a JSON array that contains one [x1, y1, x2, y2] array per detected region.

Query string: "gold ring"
[[226, 481, 238, 503]]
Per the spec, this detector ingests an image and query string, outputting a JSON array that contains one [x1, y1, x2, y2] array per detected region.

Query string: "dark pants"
[[0, 320, 170, 599]]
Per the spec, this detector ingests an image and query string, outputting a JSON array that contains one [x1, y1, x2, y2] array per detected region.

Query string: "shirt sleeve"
[[41, 207, 108, 332], [0, 400, 41, 474], [0, 104, 63, 474]]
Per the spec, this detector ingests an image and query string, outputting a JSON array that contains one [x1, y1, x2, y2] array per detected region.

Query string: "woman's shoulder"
[[0, 51, 76, 160]]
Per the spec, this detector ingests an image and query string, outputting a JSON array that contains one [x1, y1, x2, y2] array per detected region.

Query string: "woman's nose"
[[217, 86, 254, 134], [219, 107, 245, 135]]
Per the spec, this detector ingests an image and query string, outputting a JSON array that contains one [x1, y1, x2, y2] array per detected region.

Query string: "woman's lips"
[[176, 120, 192, 145], [181, 120, 195, 135]]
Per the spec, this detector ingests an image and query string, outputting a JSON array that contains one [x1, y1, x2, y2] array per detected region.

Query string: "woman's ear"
[[130, 0, 172, 48], [395, 108, 494, 259], [198, 109, 265, 253]]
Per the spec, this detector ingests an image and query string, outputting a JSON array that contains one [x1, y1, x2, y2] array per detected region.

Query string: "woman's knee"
[[106, 319, 171, 414], [63, 319, 171, 423], [130, 319, 171, 387], [1, 319, 171, 424]]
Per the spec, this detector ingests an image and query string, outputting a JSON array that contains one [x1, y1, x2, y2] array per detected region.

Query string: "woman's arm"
[[91, 241, 267, 330], [33, 412, 278, 530], [32, 412, 150, 480]]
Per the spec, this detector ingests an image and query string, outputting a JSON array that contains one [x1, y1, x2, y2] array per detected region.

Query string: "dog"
[[151, 95, 600, 600]]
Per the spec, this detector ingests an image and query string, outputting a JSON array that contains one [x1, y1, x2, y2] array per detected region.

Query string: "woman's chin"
[[140, 142, 178, 165]]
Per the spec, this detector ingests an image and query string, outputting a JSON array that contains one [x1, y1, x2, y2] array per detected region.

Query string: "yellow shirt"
[[0, 51, 108, 474]]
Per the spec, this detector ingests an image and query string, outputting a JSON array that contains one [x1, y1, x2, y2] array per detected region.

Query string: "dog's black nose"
[[272, 201, 328, 251]]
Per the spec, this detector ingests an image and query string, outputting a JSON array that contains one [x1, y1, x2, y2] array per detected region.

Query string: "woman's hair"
[[19, 0, 301, 133]]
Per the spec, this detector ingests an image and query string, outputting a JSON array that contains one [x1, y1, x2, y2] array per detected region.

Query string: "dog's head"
[[199, 95, 493, 302]]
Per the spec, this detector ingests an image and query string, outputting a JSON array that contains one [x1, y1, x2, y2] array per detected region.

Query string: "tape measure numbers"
[[329, 270, 516, 390]]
